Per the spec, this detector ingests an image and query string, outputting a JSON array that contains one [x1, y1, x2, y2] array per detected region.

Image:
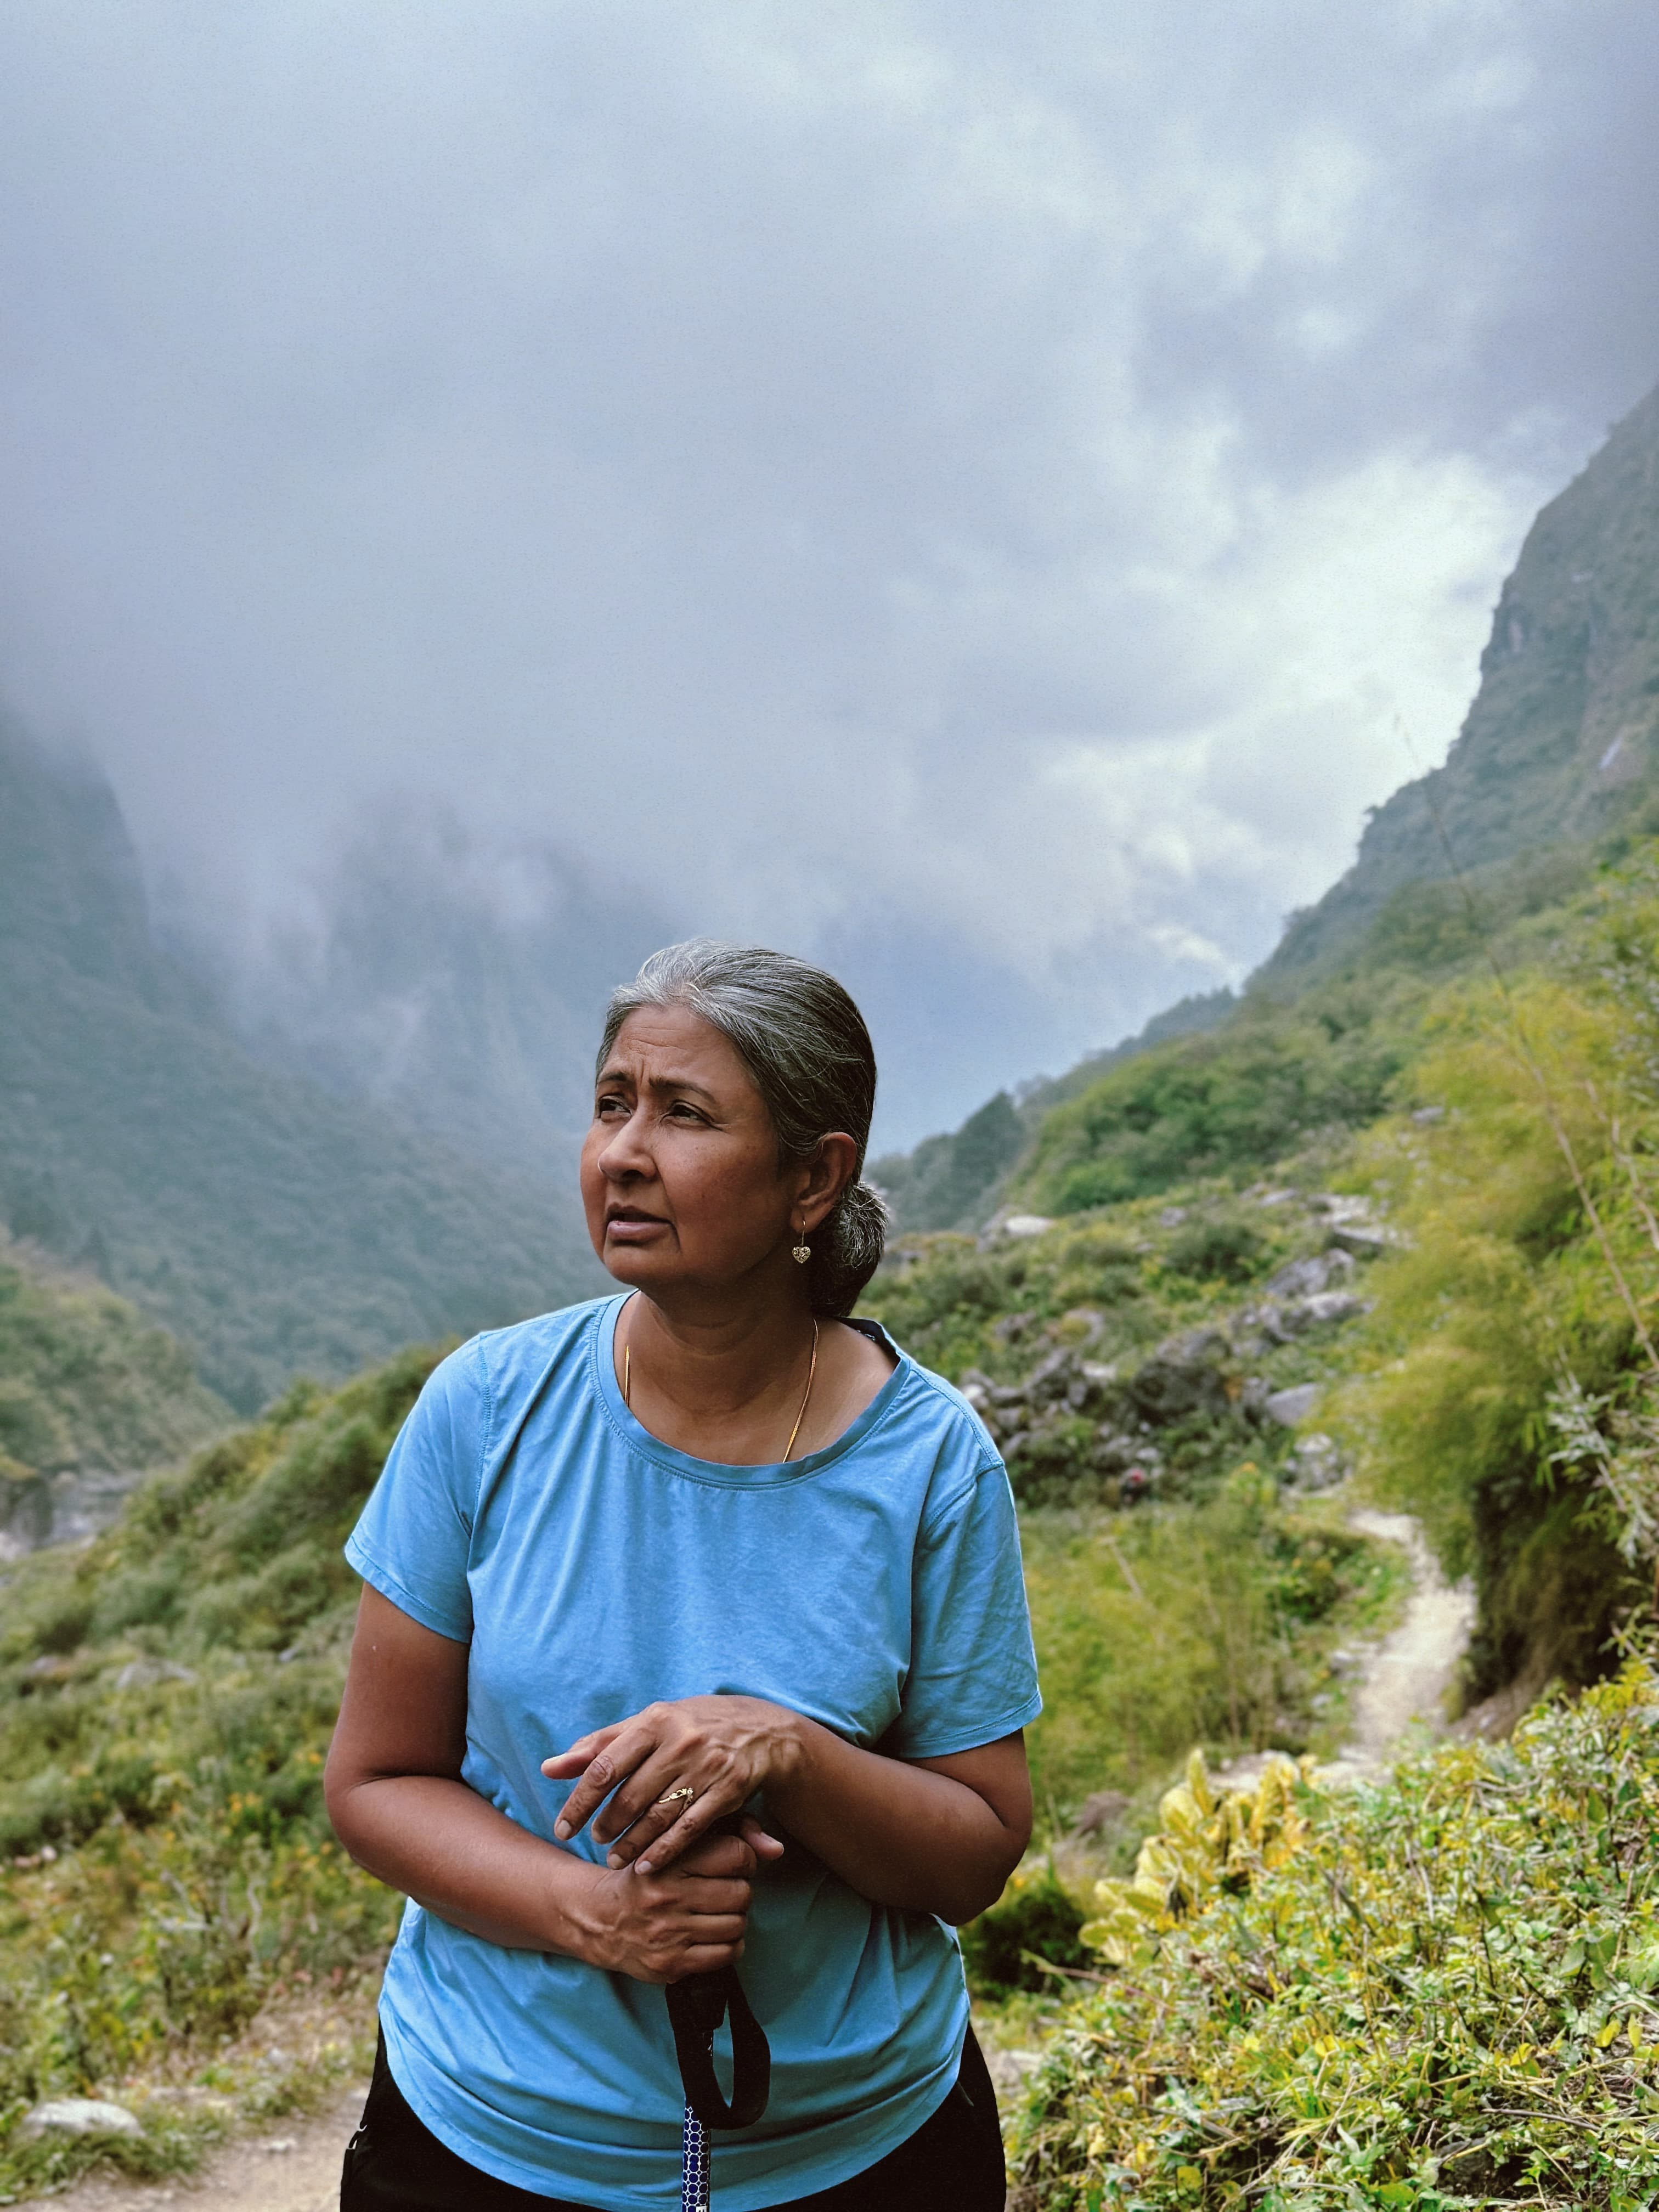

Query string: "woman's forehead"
[[605, 1003, 758, 1090]]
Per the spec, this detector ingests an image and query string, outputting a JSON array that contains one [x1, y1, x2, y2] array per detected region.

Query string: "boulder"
[[1128, 1328, 1234, 1423], [1329, 1223, 1395, 1256], [998, 1214, 1055, 1241], [1262, 1249, 1355, 1301], [1263, 1383, 1319, 1426], [20, 2098, 142, 2140], [1288, 1433, 1345, 1491]]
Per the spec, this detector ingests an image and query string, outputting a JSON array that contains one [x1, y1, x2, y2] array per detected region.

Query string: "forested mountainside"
[[0, 720, 600, 1410], [0, 1234, 226, 1554], [883, 378, 1659, 1235], [870, 989, 1236, 1233]]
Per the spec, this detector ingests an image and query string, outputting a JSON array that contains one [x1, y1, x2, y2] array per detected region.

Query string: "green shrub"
[[1163, 1217, 1268, 1285], [1014, 1656, 1659, 2209], [960, 1863, 1089, 2000]]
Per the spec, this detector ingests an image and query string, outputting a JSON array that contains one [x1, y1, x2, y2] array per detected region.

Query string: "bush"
[[1163, 1218, 1268, 1285], [960, 1863, 1090, 2000], [1014, 1656, 1659, 2209]]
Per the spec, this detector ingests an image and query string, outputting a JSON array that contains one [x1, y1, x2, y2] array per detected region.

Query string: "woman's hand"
[[543, 1695, 800, 1872], [571, 1827, 768, 1985]]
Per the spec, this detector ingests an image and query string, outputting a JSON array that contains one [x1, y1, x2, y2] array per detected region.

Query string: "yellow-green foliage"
[[0, 1344, 439, 2194], [1334, 913, 1659, 1696], [1080, 1749, 1311, 1965], [1016, 1656, 1659, 2210]]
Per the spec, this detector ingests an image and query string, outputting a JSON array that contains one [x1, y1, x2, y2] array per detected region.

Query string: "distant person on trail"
[[325, 940, 1040, 2212]]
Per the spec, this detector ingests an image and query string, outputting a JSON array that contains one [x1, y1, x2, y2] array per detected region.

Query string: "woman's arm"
[[325, 1589, 771, 1983], [545, 1697, 1032, 1925]]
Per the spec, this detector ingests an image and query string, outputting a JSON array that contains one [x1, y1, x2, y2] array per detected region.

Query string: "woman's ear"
[[794, 1133, 859, 1229]]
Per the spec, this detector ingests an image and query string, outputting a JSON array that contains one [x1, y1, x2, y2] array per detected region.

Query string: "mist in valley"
[[3, 3, 1659, 1155]]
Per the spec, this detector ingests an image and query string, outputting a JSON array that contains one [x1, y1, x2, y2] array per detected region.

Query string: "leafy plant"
[[1015, 1656, 1659, 2209]]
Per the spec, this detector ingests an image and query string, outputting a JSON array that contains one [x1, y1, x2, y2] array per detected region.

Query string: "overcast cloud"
[[1, 2, 1657, 1144]]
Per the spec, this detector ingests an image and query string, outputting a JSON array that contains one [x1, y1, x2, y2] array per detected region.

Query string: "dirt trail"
[[21, 2089, 364, 2212], [1335, 1508, 1476, 1772]]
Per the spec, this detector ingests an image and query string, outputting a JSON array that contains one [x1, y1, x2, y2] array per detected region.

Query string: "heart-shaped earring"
[[792, 1220, 811, 1265]]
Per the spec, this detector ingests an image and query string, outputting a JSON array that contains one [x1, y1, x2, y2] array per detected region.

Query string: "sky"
[[2, 2, 1658, 1148]]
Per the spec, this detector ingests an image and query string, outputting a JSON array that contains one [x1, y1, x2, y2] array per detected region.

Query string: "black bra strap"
[[665, 1966, 771, 2130]]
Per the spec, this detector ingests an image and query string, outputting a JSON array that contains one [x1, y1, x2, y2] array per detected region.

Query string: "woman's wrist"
[[759, 1706, 819, 1823], [537, 1845, 614, 1966]]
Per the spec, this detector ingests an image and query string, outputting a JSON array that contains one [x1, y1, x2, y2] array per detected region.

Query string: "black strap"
[[665, 1967, 771, 2130]]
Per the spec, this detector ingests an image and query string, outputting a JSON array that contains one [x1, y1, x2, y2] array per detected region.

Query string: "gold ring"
[[657, 1785, 696, 1808]]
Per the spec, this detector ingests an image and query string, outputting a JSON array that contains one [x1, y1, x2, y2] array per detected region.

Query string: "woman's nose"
[[600, 1107, 652, 1178]]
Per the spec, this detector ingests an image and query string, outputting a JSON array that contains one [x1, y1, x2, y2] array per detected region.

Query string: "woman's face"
[[582, 1004, 820, 1301]]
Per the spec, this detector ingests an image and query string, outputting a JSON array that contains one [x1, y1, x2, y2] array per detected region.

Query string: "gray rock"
[[1412, 1105, 1446, 1125], [1289, 1433, 1345, 1491], [998, 1213, 1055, 1241], [20, 2098, 143, 2140], [114, 1658, 197, 1691], [1263, 1249, 1355, 1301], [1263, 1383, 1319, 1426], [1299, 1290, 1368, 1327], [1329, 1224, 1395, 1256], [1128, 1328, 1235, 1422]]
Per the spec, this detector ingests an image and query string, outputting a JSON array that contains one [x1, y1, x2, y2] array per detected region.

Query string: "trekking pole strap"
[[665, 1966, 771, 2131]]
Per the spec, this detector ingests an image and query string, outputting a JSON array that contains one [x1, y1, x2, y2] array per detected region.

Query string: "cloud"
[[0, 0, 1655, 1144]]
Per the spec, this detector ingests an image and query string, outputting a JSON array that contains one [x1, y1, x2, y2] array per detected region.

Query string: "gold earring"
[[792, 1219, 811, 1265]]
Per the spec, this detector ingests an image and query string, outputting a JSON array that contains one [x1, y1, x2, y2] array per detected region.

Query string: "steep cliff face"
[[1261, 382, 1659, 985], [0, 720, 599, 1409]]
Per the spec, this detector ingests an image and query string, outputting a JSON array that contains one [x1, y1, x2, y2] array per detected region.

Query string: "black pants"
[[341, 2026, 1005, 2211]]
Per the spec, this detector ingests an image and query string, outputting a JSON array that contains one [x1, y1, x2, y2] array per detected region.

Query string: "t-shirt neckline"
[[591, 1293, 908, 1487]]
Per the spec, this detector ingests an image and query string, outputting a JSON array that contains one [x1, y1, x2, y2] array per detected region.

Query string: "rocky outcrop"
[[958, 1193, 1384, 1506]]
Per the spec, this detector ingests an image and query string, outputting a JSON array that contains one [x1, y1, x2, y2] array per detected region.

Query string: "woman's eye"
[[595, 1094, 628, 1119]]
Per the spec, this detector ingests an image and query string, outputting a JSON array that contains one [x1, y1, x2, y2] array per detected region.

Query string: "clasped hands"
[[540, 1694, 798, 1986]]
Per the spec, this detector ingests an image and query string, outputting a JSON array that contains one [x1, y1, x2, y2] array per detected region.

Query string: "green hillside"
[[0, 1234, 227, 1551], [0, 1345, 435, 2193], [0, 718, 601, 1410], [870, 991, 1236, 1234]]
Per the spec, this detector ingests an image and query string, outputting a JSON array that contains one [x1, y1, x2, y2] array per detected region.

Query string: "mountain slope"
[[880, 378, 1659, 1226], [0, 1232, 227, 1551], [0, 718, 601, 1410], [1260, 380, 1659, 988]]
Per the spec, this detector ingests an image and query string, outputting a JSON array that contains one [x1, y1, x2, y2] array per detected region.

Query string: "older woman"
[[326, 942, 1041, 2211]]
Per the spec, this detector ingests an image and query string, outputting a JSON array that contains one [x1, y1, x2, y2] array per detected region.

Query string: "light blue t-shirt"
[[343, 1294, 1041, 2210]]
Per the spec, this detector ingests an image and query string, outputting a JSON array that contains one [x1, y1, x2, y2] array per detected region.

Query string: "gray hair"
[[598, 940, 888, 1317]]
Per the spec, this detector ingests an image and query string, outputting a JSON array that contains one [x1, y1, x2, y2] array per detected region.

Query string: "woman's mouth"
[[606, 1210, 669, 1240]]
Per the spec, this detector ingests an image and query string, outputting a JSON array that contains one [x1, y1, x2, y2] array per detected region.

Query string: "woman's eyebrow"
[[594, 1064, 721, 1104]]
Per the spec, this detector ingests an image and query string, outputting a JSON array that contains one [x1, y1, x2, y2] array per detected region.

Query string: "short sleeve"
[[888, 1457, 1042, 1759], [343, 1339, 489, 1643]]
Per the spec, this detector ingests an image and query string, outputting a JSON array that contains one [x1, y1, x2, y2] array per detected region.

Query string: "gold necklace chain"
[[620, 1306, 821, 1463]]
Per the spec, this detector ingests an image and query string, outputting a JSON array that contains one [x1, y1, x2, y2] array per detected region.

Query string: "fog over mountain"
[[2, 3, 1658, 1143]]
